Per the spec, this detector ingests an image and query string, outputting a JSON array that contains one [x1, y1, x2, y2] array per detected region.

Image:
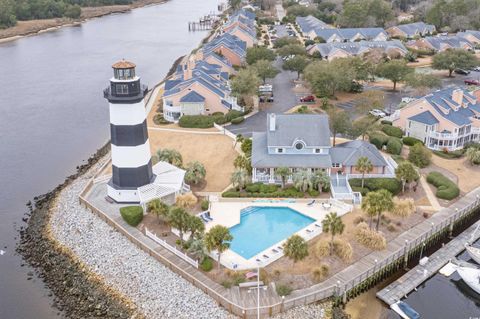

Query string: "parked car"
[[300, 95, 315, 103], [465, 79, 480, 85], [259, 95, 274, 103], [473, 66, 480, 72], [369, 109, 386, 118], [258, 84, 273, 93], [455, 69, 470, 75]]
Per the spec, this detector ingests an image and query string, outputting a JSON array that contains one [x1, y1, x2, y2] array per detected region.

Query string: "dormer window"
[[277, 148, 284, 153]]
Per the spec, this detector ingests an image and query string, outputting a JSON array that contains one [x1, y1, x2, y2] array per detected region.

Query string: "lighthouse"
[[104, 60, 153, 203]]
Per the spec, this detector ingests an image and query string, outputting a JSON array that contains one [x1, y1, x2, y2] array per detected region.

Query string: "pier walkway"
[[377, 211, 480, 306]]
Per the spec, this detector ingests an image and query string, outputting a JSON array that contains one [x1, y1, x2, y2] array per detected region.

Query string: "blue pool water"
[[229, 206, 315, 259]]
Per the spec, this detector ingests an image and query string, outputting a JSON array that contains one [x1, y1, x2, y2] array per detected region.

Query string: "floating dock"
[[377, 219, 480, 306]]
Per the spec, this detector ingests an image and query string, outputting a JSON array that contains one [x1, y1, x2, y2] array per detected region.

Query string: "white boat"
[[456, 266, 480, 294], [466, 245, 480, 264]]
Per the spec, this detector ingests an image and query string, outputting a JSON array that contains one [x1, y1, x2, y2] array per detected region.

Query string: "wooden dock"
[[377, 218, 480, 306]]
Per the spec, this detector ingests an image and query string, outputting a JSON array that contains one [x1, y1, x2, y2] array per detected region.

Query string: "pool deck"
[[207, 198, 353, 270]]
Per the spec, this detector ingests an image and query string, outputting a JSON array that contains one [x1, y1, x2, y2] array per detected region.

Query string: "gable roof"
[[180, 90, 205, 103], [420, 35, 473, 51], [296, 15, 332, 33], [310, 40, 407, 57], [312, 27, 387, 42], [392, 22, 435, 37], [458, 30, 480, 41], [203, 33, 247, 59], [266, 114, 331, 147], [408, 111, 439, 125], [330, 140, 388, 166]]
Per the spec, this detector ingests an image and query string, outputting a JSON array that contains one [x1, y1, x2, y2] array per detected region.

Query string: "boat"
[[466, 245, 480, 264], [391, 301, 420, 319], [457, 266, 480, 294]]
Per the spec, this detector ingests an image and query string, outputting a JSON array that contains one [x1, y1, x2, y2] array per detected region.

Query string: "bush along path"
[[17, 143, 143, 319]]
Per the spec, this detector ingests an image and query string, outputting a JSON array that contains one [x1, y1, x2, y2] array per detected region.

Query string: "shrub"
[[382, 125, 403, 138], [391, 155, 405, 164], [200, 257, 213, 272], [349, 178, 401, 195], [120, 206, 143, 226], [352, 186, 369, 196], [308, 189, 320, 197], [231, 116, 245, 124], [380, 120, 393, 125], [353, 216, 365, 225], [179, 115, 214, 128], [241, 139, 252, 155], [408, 144, 431, 168], [386, 137, 403, 155], [153, 114, 170, 125], [426, 172, 460, 200], [402, 136, 423, 146], [433, 150, 464, 159], [175, 192, 197, 208], [225, 110, 244, 122], [387, 224, 398, 232], [221, 280, 232, 288], [355, 222, 387, 250], [312, 264, 329, 282], [369, 133, 389, 150], [201, 199, 209, 211], [315, 240, 330, 258], [276, 284, 293, 296], [333, 239, 353, 262], [390, 197, 415, 218]]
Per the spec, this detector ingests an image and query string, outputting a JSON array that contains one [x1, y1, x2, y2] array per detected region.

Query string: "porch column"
[[269, 167, 275, 183], [252, 167, 257, 182], [287, 168, 293, 183]]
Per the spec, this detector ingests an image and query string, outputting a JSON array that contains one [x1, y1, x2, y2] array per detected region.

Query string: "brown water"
[[0, 1, 219, 317]]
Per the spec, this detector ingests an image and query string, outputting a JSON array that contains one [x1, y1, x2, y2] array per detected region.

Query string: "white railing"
[[347, 173, 395, 179], [182, 182, 191, 193], [145, 228, 198, 268]]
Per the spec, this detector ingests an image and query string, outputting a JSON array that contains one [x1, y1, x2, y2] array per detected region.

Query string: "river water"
[[0, 1, 219, 317]]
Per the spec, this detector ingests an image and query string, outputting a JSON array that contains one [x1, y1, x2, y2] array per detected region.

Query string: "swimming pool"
[[229, 206, 315, 259]]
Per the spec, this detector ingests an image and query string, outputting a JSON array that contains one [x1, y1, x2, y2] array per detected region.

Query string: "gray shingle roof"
[[311, 40, 407, 57], [296, 15, 332, 33], [330, 140, 388, 166], [180, 91, 205, 103], [266, 114, 331, 147], [408, 111, 439, 125], [252, 132, 332, 168], [393, 22, 435, 37]]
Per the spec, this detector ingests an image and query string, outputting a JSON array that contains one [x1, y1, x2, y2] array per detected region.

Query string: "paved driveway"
[[226, 58, 299, 137]]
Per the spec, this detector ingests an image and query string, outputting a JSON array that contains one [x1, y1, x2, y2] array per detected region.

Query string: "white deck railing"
[[145, 228, 198, 268]]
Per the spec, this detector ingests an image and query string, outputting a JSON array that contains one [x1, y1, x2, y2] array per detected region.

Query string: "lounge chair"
[[256, 258, 262, 263], [306, 229, 313, 233], [314, 223, 322, 228], [200, 214, 209, 223], [263, 254, 270, 259], [205, 212, 213, 221], [307, 199, 316, 206], [277, 246, 283, 251], [272, 248, 279, 253]]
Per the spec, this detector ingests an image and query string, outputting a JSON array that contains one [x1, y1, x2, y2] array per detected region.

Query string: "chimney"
[[452, 89, 464, 106], [269, 114, 276, 131]]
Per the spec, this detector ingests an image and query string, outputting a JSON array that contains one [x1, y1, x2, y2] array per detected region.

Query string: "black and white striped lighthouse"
[[104, 60, 153, 203]]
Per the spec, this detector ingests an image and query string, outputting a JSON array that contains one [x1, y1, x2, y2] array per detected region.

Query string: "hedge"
[[402, 136, 423, 146], [426, 172, 460, 200], [381, 125, 403, 138], [349, 178, 401, 195], [386, 137, 403, 155], [120, 206, 144, 226], [380, 120, 393, 125], [231, 116, 245, 124], [179, 115, 214, 128], [369, 133, 389, 150], [222, 186, 305, 198], [432, 150, 464, 159], [200, 257, 213, 272]]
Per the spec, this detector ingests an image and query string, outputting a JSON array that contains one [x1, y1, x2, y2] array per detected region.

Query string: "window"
[[332, 163, 341, 168], [408, 121, 411, 128], [115, 84, 129, 95], [277, 148, 284, 153], [315, 148, 321, 153]]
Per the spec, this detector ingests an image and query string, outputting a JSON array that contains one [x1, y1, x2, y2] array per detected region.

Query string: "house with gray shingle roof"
[[305, 27, 388, 42], [386, 22, 436, 39], [457, 30, 480, 45], [296, 15, 333, 37], [393, 87, 480, 151], [407, 35, 474, 52], [307, 40, 407, 60], [251, 114, 392, 187]]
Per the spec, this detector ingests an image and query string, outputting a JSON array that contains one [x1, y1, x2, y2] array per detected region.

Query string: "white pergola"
[[138, 161, 187, 206]]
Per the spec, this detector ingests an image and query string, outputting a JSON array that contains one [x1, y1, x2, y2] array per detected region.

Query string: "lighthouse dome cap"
[[112, 60, 136, 69]]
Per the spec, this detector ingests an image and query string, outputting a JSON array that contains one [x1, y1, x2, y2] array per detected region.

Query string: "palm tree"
[[276, 167, 290, 189], [293, 169, 312, 192], [185, 215, 205, 241], [322, 212, 345, 255], [361, 189, 394, 231], [283, 234, 309, 263], [168, 207, 190, 246], [156, 148, 183, 167], [356, 157, 373, 188], [231, 169, 249, 190], [311, 170, 330, 193], [187, 238, 208, 262], [234, 155, 249, 170], [185, 161, 206, 185], [395, 161, 419, 193], [147, 199, 169, 224], [204, 225, 233, 270]]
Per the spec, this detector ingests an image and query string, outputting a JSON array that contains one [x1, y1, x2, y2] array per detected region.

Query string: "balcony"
[[104, 84, 148, 103]]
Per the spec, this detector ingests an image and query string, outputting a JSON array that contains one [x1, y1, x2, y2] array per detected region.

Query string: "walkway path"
[[419, 175, 442, 211]]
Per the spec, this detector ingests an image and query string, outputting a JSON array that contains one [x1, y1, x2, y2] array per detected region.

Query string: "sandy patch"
[[430, 156, 480, 193], [148, 130, 238, 192]]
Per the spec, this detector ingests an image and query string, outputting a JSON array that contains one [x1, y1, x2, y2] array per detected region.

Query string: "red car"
[[465, 79, 480, 86], [300, 95, 315, 102]]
